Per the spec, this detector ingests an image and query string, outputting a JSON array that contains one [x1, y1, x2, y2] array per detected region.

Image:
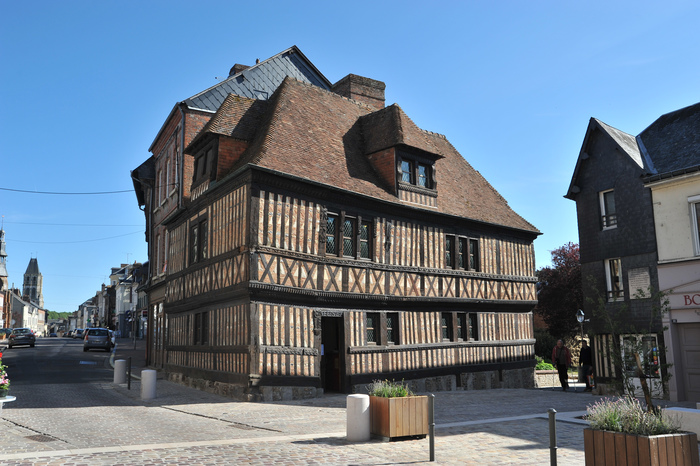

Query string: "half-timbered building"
[[132, 47, 540, 401]]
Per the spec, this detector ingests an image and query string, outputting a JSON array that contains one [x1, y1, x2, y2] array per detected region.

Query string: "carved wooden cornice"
[[348, 338, 536, 354]]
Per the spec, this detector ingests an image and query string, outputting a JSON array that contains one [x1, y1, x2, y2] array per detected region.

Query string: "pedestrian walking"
[[551, 339, 572, 391], [580, 339, 593, 391]]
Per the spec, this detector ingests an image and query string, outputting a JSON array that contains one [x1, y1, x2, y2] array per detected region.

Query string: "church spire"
[[0, 227, 8, 291], [23, 257, 43, 308]]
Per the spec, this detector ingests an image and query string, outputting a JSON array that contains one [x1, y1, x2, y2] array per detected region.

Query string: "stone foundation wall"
[[169, 367, 536, 402], [166, 372, 323, 402], [534, 370, 560, 388], [352, 368, 535, 395]]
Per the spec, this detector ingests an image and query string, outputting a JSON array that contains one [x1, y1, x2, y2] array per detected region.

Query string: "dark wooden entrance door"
[[321, 316, 344, 392]]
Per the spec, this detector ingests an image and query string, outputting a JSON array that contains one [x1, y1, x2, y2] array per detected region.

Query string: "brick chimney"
[[331, 74, 385, 110]]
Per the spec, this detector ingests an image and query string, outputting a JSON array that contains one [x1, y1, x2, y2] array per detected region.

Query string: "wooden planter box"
[[583, 428, 699, 466], [369, 395, 428, 439]]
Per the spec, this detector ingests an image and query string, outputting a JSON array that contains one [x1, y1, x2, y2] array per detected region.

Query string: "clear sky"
[[1, 1, 698, 314]]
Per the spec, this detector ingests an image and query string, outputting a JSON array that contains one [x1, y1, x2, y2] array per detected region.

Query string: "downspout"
[[178, 103, 185, 206]]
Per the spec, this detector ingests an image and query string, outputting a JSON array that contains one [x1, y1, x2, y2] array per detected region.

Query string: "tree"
[[535, 242, 582, 339], [589, 286, 671, 410]]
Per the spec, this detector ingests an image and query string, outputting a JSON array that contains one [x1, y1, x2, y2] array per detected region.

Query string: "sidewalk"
[[111, 336, 149, 379]]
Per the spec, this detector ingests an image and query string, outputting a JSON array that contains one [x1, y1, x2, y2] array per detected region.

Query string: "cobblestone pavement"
[[0, 340, 697, 465]]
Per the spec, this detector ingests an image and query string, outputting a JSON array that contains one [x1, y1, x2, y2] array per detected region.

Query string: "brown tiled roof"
[[193, 94, 268, 145], [361, 104, 446, 158], [201, 77, 538, 233]]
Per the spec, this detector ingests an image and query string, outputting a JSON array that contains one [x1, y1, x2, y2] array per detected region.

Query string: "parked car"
[[8, 328, 36, 348], [83, 328, 111, 352], [49, 332, 57, 337], [73, 329, 84, 339]]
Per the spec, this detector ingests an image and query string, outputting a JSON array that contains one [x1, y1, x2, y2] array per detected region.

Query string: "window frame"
[[445, 234, 480, 271], [325, 211, 373, 261], [189, 217, 208, 266], [605, 258, 624, 301], [398, 153, 435, 190], [440, 312, 453, 341], [192, 141, 218, 187], [386, 312, 399, 345], [599, 189, 617, 230], [688, 195, 700, 255], [193, 311, 209, 345], [366, 312, 380, 345]]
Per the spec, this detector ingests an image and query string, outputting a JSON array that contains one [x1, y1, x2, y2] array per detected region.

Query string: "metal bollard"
[[127, 357, 132, 390], [429, 394, 435, 462], [548, 408, 557, 466]]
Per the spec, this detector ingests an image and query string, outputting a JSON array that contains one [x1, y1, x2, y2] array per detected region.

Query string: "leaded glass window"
[[360, 221, 371, 259], [343, 218, 355, 256], [326, 215, 337, 255], [366, 312, 379, 344]]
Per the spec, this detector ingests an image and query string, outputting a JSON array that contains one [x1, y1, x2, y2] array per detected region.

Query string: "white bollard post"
[[141, 369, 157, 400], [114, 359, 127, 384], [346, 394, 370, 441]]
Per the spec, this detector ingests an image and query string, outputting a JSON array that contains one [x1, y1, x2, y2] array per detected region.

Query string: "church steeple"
[[0, 228, 8, 291], [23, 257, 43, 308]]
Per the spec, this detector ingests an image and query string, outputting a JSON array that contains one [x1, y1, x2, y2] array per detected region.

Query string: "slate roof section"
[[567, 102, 700, 197], [25, 258, 40, 275], [199, 77, 538, 234], [594, 119, 646, 169], [184, 46, 332, 112], [638, 102, 700, 175]]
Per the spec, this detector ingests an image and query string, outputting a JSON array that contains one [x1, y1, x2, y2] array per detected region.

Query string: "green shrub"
[[367, 379, 414, 398], [534, 328, 558, 361], [535, 356, 554, 370], [586, 397, 680, 436]]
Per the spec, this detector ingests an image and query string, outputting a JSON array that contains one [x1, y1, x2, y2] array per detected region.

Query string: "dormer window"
[[397, 152, 435, 191], [192, 141, 217, 186]]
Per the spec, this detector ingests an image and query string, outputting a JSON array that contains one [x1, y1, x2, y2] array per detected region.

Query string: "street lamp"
[[576, 309, 585, 342]]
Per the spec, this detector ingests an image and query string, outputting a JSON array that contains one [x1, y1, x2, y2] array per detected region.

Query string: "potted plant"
[[0, 353, 9, 398], [367, 379, 428, 440], [584, 397, 699, 465]]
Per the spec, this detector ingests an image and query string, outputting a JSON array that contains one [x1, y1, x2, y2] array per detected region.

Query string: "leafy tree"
[[535, 242, 582, 340], [588, 285, 671, 410]]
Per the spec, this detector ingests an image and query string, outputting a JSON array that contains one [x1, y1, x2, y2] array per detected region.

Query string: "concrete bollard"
[[141, 369, 157, 400], [114, 359, 127, 384], [346, 394, 370, 442]]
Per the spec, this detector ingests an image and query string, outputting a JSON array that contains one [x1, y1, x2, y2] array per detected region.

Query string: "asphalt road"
[[2, 335, 112, 388]]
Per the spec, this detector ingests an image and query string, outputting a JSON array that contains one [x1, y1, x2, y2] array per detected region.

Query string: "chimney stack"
[[331, 74, 385, 111], [229, 63, 251, 77]]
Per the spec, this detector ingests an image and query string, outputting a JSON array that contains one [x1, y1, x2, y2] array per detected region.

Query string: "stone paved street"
[[0, 340, 697, 465]]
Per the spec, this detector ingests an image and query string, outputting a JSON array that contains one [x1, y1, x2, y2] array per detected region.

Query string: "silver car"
[[83, 328, 111, 352]]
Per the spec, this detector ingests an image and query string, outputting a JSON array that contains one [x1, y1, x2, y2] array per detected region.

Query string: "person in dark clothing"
[[580, 339, 593, 391], [551, 339, 572, 391]]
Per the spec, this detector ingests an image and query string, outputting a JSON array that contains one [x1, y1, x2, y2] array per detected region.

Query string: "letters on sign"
[[683, 294, 700, 306]]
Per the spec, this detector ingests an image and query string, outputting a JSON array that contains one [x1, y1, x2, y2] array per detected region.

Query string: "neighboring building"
[[23, 258, 44, 308], [132, 47, 540, 401], [566, 102, 700, 402], [109, 263, 141, 337], [8, 288, 44, 334], [78, 298, 98, 328]]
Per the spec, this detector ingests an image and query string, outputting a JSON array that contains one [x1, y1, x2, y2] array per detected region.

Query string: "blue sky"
[[1, 1, 698, 314]]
